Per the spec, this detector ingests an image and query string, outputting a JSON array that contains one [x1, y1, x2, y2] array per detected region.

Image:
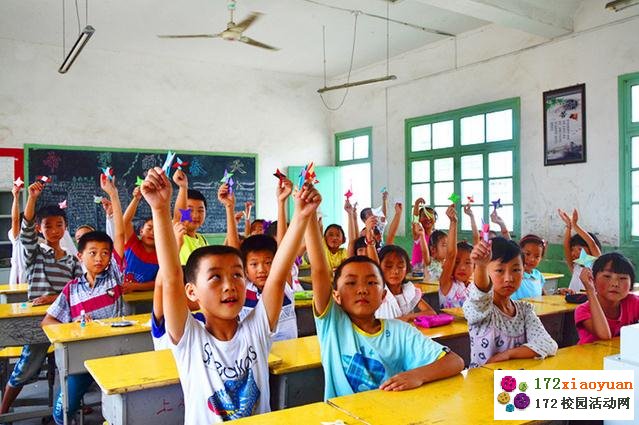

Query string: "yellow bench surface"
[[43, 313, 152, 343], [0, 345, 54, 358], [443, 298, 577, 319], [269, 335, 321, 375], [0, 302, 49, 319], [413, 282, 439, 294], [480, 342, 619, 371], [0, 283, 29, 294], [231, 402, 361, 424], [85, 349, 282, 395], [122, 291, 154, 303], [329, 367, 528, 425]]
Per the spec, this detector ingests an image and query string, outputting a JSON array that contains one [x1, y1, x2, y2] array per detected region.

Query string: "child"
[[375, 245, 436, 320], [410, 198, 437, 268], [425, 230, 447, 281], [122, 186, 158, 292], [173, 170, 209, 265], [574, 253, 639, 344], [142, 167, 316, 422], [464, 237, 558, 367], [41, 172, 126, 424], [306, 202, 463, 398], [323, 223, 348, 269], [239, 235, 297, 341], [0, 181, 84, 415], [511, 234, 547, 300], [438, 205, 472, 309], [558, 208, 602, 293], [8, 180, 25, 285]]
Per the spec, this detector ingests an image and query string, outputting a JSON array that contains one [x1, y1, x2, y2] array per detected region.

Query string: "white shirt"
[[375, 282, 422, 319], [8, 230, 25, 286], [171, 302, 273, 424], [239, 281, 298, 341], [568, 264, 585, 292]]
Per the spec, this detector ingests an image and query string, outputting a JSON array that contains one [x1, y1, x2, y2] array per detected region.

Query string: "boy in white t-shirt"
[[141, 166, 318, 423]]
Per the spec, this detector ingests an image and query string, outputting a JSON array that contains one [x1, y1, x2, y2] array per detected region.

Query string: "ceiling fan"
[[157, 0, 278, 51]]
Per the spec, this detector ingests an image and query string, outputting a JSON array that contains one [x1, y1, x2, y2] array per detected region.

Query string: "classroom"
[[1, 0, 639, 424]]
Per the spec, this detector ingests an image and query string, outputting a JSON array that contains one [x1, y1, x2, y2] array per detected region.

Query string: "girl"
[[558, 208, 602, 293], [410, 198, 437, 268], [376, 245, 436, 321], [425, 230, 447, 282], [575, 252, 639, 344], [439, 205, 473, 308], [464, 237, 558, 367], [323, 223, 349, 269], [511, 234, 547, 300]]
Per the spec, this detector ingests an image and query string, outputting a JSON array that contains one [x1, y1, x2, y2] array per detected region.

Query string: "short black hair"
[[78, 231, 113, 253], [135, 217, 153, 234], [265, 220, 278, 238], [490, 237, 523, 263], [570, 232, 602, 250], [184, 245, 243, 283], [324, 224, 346, 243], [333, 255, 384, 289], [592, 252, 636, 284], [378, 244, 412, 274], [354, 236, 367, 252], [240, 235, 278, 265], [428, 230, 447, 250], [457, 241, 473, 254], [519, 234, 546, 256], [75, 224, 95, 233], [187, 189, 207, 209], [360, 208, 373, 223], [36, 205, 67, 226]]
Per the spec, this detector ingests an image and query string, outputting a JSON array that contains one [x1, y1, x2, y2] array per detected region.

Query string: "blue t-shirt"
[[511, 269, 545, 300], [314, 299, 448, 399]]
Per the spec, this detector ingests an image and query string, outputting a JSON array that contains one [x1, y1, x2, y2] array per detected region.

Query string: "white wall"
[[0, 38, 330, 220], [327, 2, 639, 246]]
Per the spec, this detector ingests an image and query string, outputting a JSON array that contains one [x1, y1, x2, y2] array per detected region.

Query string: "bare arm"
[[470, 240, 492, 292], [487, 346, 539, 364], [244, 202, 253, 237], [41, 313, 62, 327], [141, 167, 187, 344], [345, 199, 357, 257], [306, 210, 332, 315], [218, 183, 240, 249], [490, 210, 510, 240], [463, 203, 479, 246], [261, 185, 317, 330], [386, 202, 402, 245], [379, 351, 464, 391], [101, 175, 124, 259], [571, 209, 601, 257], [123, 188, 142, 241], [10, 185, 22, 240], [558, 209, 574, 272], [439, 205, 458, 296], [276, 178, 293, 245], [23, 181, 44, 222]]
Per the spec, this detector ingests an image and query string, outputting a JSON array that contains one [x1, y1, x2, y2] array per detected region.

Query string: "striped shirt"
[[21, 218, 82, 300], [47, 253, 126, 322]]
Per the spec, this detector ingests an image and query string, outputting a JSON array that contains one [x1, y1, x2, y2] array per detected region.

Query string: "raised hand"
[[173, 221, 186, 247], [446, 204, 457, 223], [132, 186, 142, 200], [217, 183, 235, 209], [140, 167, 172, 210], [244, 201, 253, 219], [11, 183, 22, 198], [557, 208, 571, 227], [471, 239, 492, 268], [172, 169, 188, 188], [463, 203, 473, 217], [490, 209, 505, 226], [295, 184, 321, 217], [28, 181, 44, 200], [344, 199, 353, 214], [101, 198, 113, 216], [100, 174, 118, 197], [394, 202, 403, 215], [277, 177, 293, 202], [571, 209, 580, 227], [412, 221, 424, 237]]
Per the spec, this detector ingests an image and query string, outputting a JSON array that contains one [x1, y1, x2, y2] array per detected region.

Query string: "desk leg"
[[54, 345, 70, 425], [540, 313, 565, 348], [102, 384, 184, 425]]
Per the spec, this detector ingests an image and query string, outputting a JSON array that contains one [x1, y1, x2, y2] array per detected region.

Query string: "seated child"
[[426, 229, 447, 281], [306, 204, 463, 398], [439, 205, 472, 308], [323, 223, 348, 269], [142, 167, 316, 422], [558, 208, 601, 293], [575, 252, 639, 344], [174, 169, 209, 264], [511, 234, 546, 300], [375, 245, 436, 320], [410, 199, 436, 268], [464, 237, 558, 368], [40, 173, 125, 425]]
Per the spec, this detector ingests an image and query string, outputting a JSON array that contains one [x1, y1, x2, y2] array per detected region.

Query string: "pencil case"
[[414, 314, 454, 328], [565, 293, 588, 304]]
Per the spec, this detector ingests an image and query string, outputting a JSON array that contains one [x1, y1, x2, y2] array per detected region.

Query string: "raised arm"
[[571, 209, 601, 257], [141, 167, 187, 343], [344, 199, 357, 257], [558, 209, 574, 272], [101, 174, 124, 259], [381, 190, 389, 223], [470, 239, 492, 292], [579, 267, 612, 340], [123, 187, 142, 241], [386, 202, 402, 245], [23, 181, 43, 222], [490, 210, 510, 240], [171, 169, 188, 223], [364, 215, 380, 263], [413, 222, 431, 269], [439, 205, 458, 296], [244, 201, 253, 237], [276, 177, 293, 245], [306, 208, 333, 315], [262, 184, 318, 330], [463, 203, 480, 246], [10, 184, 22, 240], [218, 183, 240, 249]]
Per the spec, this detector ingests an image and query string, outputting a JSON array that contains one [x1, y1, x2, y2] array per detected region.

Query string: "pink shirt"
[[410, 234, 430, 267], [575, 293, 639, 344]]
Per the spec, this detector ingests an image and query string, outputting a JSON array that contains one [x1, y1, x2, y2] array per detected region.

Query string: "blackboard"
[[25, 145, 257, 235]]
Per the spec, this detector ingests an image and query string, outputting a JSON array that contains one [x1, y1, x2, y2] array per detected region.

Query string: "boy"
[[0, 181, 83, 415], [41, 173, 126, 424], [172, 170, 209, 264], [141, 167, 318, 423], [305, 204, 464, 398]]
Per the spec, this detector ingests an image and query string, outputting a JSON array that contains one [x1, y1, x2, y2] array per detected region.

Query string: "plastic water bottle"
[[80, 309, 86, 328]]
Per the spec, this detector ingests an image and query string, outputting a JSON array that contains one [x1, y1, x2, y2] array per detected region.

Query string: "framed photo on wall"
[[543, 83, 586, 166]]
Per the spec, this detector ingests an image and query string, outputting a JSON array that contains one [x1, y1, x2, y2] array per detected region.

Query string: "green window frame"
[[619, 72, 639, 245], [405, 98, 521, 238], [335, 127, 372, 166]]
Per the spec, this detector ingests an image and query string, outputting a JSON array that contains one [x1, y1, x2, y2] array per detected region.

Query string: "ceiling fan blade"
[[157, 34, 219, 39], [239, 36, 279, 51], [232, 12, 262, 33]]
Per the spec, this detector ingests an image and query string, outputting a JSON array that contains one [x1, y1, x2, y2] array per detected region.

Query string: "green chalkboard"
[[25, 144, 257, 235]]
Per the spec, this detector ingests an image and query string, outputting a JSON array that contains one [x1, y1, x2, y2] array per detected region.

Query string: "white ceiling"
[[0, 0, 585, 77]]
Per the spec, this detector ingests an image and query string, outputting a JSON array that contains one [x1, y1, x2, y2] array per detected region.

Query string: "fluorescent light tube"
[[58, 25, 95, 74]]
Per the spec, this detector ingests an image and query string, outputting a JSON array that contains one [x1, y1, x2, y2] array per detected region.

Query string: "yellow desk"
[[44, 313, 154, 425], [480, 341, 619, 371], [0, 302, 50, 347], [0, 283, 28, 303], [232, 402, 363, 425], [122, 290, 154, 314], [593, 336, 620, 350], [329, 367, 528, 425], [85, 349, 282, 425]]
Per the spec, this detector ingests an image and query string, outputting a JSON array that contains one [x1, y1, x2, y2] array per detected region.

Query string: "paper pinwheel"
[[179, 208, 192, 223], [58, 200, 68, 209], [13, 177, 24, 188], [380, 186, 387, 193], [102, 167, 115, 181], [36, 175, 51, 184], [344, 188, 353, 200], [448, 193, 460, 203], [467, 195, 474, 203], [93, 196, 103, 204], [171, 157, 189, 171], [573, 248, 596, 269], [273, 168, 286, 182], [298, 162, 318, 188], [220, 169, 235, 194], [162, 151, 176, 175], [491, 198, 503, 212], [480, 219, 490, 242], [135, 176, 144, 186]]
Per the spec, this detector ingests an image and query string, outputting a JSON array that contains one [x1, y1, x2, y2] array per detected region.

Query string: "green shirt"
[[179, 233, 208, 265]]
